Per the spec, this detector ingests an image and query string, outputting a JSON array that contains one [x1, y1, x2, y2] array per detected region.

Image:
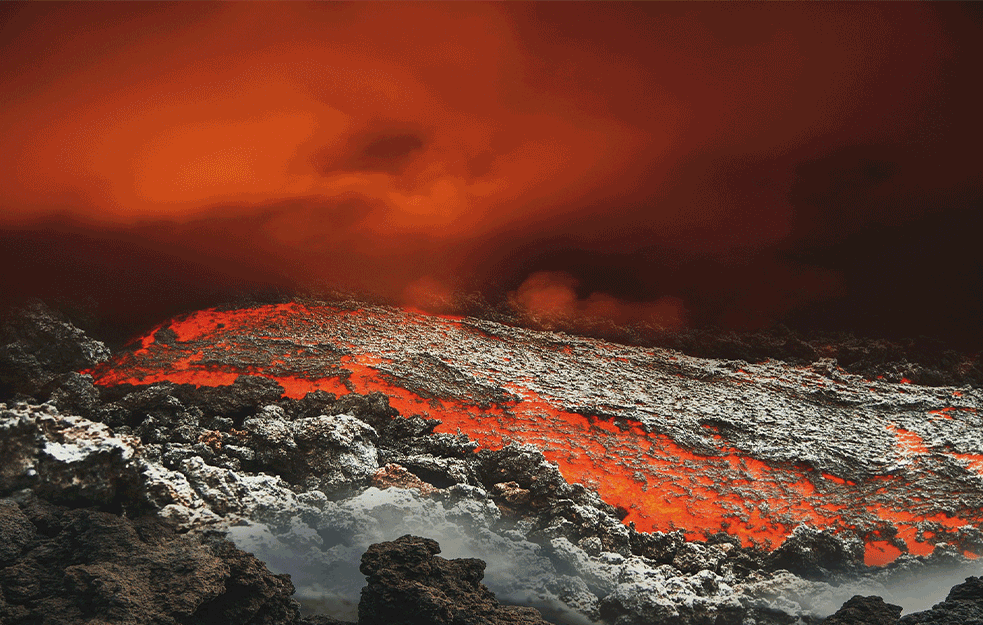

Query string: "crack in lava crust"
[[85, 302, 983, 566]]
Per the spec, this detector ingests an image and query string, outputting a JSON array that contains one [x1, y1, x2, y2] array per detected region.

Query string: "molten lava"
[[86, 303, 983, 566]]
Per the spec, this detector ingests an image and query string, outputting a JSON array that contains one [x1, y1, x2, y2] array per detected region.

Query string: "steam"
[[879, 561, 983, 614], [226, 486, 596, 624], [509, 271, 685, 333], [224, 484, 983, 624], [795, 555, 983, 617]]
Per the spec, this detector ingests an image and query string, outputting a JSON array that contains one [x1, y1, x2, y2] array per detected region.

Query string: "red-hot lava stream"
[[85, 303, 983, 566]]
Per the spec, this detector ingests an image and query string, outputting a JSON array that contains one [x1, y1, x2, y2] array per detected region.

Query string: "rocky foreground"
[[2, 301, 983, 624]]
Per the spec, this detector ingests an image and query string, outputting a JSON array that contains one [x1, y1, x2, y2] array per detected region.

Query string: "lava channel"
[[84, 302, 983, 565]]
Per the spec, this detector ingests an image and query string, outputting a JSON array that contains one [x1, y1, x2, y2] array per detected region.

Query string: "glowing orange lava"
[[84, 303, 983, 566]]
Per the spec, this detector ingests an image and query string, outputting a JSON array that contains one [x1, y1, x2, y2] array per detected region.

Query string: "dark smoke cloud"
[[0, 2, 979, 346]]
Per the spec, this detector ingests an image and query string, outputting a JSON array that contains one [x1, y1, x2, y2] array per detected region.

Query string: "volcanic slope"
[[86, 302, 983, 566]]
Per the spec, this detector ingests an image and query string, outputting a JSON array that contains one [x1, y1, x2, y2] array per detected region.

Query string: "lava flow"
[[85, 302, 983, 566]]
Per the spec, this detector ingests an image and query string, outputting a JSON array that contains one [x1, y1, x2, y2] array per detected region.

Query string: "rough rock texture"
[[820, 595, 902, 625], [372, 464, 438, 495], [0, 493, 299, 625], [0, 402, 141, 508], [84, 303, 983, 562], [5, 301, 983, 625], [0, 301, 110, 398], [633, 327, 983, 390], [764, 525, 865, 581], [358, 534, 547, 625], [7, 395, 983, 625], [243, 411, 379, 495], [899, 576, 983, 624]]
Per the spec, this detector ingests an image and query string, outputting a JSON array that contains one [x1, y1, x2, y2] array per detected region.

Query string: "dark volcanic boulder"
[[0, 494, 300, 625], [900, 576, 983, 624], [173, 375, 285, 423], [357, 534, 548, 625], [764, 525, 865, 580], [0, 301, 110, 399], [821, 595, 901, 625]]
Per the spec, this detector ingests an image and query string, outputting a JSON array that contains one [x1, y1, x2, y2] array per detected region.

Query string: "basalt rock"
[[764, 525, 866, 581], [899, 576, 983, 624], [0, 301, 110, 399], [97, 376, 286, 426], [95, 382, 204, 431], [820, 595, 902, 625], [46, 371, 102, 419], [357, 534, 548, 625], [81, 301, 983, 567], [376, 415, 478, 460], [372, 464, 438, 496], [0, 402, 142, 509], [288, 391, 398, 433], [0, 493, 300, 625], [823, 576, 983, 625], [3, 397, 975, 625]]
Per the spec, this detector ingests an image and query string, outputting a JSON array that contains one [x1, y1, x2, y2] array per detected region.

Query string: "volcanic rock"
[[820, 595, 902, 625], [3, 394, 979, 625], [0, 301, 110, 399], [83, 302, 983, 565], [160, 375, 286, 423], [242, 411, 380, 494], [47, 371, 102, 419], [899, 576, 983, 624], [7, 301, 983, 625], [0, 402, 141, 508], [765, 525, 866, 581], [0, 493, 299, 625], [372, 464, 438, 496], [357, 534, 548, 625]]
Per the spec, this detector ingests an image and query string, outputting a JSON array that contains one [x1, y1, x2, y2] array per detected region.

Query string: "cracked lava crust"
[[84, 302, 983, 566]]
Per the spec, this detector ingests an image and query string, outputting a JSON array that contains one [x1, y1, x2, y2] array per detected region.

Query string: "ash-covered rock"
[[0, 493, 300, 625], [244, 411, 379, 495], [358, 534, 548, 625], [0, 402, 141, 509]]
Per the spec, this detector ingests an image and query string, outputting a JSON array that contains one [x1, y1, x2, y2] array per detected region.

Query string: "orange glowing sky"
[[1, 2, 980, 344]]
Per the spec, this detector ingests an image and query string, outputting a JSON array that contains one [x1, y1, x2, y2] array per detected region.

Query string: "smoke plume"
[[1, 2, 980, 346]]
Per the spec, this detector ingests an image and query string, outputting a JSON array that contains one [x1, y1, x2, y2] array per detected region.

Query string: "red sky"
[[1, 2, 980, 345]]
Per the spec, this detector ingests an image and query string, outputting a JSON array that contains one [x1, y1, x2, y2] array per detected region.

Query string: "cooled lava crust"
[[85, 302, 983, 566]]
